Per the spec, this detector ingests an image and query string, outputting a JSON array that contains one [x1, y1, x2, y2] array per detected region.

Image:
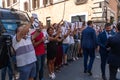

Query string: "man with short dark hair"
[[106, 22, 120, 80], [81, 20, 97, 75], [97, 23, 115, 80]]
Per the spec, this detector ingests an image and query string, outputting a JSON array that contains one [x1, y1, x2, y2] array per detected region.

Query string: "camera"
[[0, 33, 13, 69], [1, 33, 12, 46]]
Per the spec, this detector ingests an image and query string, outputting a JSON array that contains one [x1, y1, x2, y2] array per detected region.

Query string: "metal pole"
[[62, 0, 66, 20]]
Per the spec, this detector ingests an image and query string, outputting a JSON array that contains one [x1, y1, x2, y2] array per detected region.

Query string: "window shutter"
[[13, 0, 17, 3], [50, 0, 53, 5], [37, 0, 40, 8], [32, 0, 35, 10], [35, 0, 37, 8], [43, 0, 47, 7], [24, 2, 28, 11], [7, 0, 10, 7]]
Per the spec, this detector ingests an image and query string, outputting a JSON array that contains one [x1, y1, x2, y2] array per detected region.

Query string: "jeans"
[[83, 48, 95, 72], [62, 44, 69, 54], [18, 62, 36, 80], [1, 62, 13, 80], [35, 54, 46, 80], [73, 41, 79, 58], [109, 64, 119, 80], [67, 44, 74, 59], [100, 52, 108, 76]]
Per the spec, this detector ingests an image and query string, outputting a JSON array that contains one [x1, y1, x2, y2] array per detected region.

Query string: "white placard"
[[78, 22, 83, 28], [71, 23, 75, 31], [64, 21, 70, 29], [75, 22, 83, 29], [75, 22, 79, 29], [32, 13, 38, 19]]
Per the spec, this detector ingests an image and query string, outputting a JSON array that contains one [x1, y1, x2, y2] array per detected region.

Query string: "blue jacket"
[[81, 26, 97, 49], [106, 32, 120, 66], [97, 30, 115, 54]]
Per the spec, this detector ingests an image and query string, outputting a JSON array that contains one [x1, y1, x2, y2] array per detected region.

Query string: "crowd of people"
[[0, 16, 120, 80]]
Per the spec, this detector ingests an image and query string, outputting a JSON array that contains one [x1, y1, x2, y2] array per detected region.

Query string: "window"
[[71, 15, 85, 23], [110, 16, 114, 24], [50, 0, 53, 5], [0, 9, 29, 34], [1, 22, 17, 34], [43, 0, 53, 7], [32, 0, 40, 10], [32, 0, 36, 9], [54, 0, 65, 3], [13, 0, 17, 3], [75, 0, 88, 5], [105, 0, 110, 3], [7, 0, 10, 7], [43, 0, 47, 6], [24, 2, 28, 11]]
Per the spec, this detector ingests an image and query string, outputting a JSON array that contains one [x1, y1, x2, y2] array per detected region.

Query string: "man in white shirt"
[[12, 23, 40, 80]]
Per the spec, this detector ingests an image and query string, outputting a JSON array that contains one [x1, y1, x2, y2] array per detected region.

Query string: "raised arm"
[[16, 23, 31, 42], [16, 23, 40, 42], [63, 29, 71, 39]]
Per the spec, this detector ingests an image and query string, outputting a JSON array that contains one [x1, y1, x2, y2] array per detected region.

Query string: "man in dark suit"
[[81, 20, 97, 75], [106, 23, 120, 80], [97, 23, 115, 80]]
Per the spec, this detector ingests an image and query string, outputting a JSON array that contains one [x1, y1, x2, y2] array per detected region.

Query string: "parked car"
[[0, 8, 30, 69], [0, 8, 30, 35]]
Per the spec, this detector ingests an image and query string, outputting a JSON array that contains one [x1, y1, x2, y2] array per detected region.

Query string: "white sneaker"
[[13, 72, 19, 80], [96, 55, 100, 59], [49, 74, 52, 78], [73, 57, 76, 61], [118, 69, 120, 72], [51, 73, 56, 80], [76, 57, 79, 60]]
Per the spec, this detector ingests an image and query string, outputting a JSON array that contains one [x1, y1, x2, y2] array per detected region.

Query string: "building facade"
[[2, 0, 120, 25]]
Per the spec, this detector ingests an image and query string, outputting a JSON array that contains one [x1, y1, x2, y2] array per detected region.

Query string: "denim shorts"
[[62, 44, 69, 54], [18, 62, 36, 80]]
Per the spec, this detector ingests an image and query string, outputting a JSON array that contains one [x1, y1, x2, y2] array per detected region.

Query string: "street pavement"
[[0, 55, 120, 80], [44, 55, 120, 80]]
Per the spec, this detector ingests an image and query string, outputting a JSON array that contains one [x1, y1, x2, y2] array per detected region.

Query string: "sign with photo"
[[32, 13, 39, 29]]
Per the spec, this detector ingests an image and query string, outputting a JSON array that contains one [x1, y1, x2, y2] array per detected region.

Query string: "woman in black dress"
[[47, 27, 60, 79]]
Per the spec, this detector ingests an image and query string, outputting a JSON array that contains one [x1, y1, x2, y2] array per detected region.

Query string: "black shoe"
[[79, 54, 83, 57], [64, 63, 69, 66], [84, 70, 87, 73], [110, 78, 120, 80], [115, 78, 120, 80], [87, 71, 92, 76], [102, 75, 107, 80]]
